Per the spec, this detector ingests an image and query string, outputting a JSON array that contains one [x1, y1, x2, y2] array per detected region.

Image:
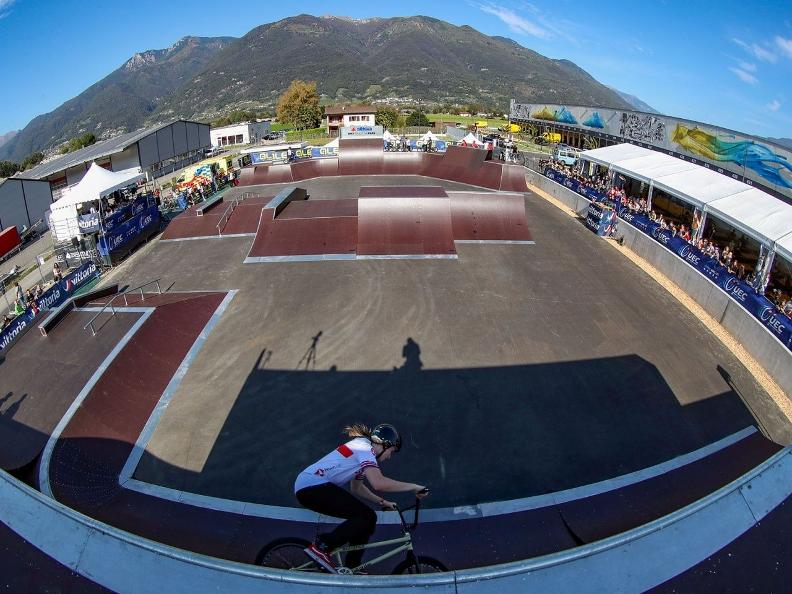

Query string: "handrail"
[[216, 192, 255, 235], [83, 278, 162, 336]]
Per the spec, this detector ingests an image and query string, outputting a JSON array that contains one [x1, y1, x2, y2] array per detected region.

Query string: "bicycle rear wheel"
[[256, 537, 317, 571], [392, 555, 448, 574]]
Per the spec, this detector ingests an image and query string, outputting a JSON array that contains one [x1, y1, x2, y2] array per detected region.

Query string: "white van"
[[553, 147, 579, 166]]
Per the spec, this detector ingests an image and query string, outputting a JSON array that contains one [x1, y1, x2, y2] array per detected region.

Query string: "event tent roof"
[[579, 143, 792, 253], [52, 163, 144, 210], [776, 232, 792, 264]]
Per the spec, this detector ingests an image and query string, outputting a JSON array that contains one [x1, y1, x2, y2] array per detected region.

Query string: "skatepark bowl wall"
[[238, 142, 529, 193], [526, 168, 792, 400], [1, 445, 790, 593]]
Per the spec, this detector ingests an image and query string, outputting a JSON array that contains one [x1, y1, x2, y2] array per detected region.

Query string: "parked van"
[[553, 146, 579, 166]]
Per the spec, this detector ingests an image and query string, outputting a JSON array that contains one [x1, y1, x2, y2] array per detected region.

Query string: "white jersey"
[[294, 437, 379, 492]]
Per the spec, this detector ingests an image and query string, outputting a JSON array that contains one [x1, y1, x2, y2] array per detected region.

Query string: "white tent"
[[579, 143, 792, 249], [51, 163, 145, 212], [48, 163, 144, 241], [420, 130, 439, 143], [776, 231, 792, 264], [382, 130, 396, 143], [460, 133, 483, 147], [323, 137, 340, 148]]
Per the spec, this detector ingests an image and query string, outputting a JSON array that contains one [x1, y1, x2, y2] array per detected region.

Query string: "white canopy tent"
[[323, 137, 340, 148], [382, 130, 396, 143], [48, 163, 145, 241], [460, 133, 483, 147], [776, 231, 792, 265], [51, 163, 145, 212], [420, 130, 439, 143], [579, 143, 792, 250]]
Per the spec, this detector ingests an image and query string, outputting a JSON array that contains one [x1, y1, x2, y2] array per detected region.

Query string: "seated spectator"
[[783, 298, 792, 318], [52, 262, 62, 282]]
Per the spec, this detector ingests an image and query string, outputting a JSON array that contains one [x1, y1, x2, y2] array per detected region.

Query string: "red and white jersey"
[[294, 437, 379, 492]]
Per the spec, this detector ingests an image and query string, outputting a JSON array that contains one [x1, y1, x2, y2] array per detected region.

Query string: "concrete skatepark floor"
[[89, 175, 792, 509]]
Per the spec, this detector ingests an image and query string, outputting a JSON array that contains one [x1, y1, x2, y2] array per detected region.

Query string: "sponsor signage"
[[78, 213, 101, 234], [98, 205, 160, 256], [249, 146, 340, 165], [1, 260, 102, 352], [340, 125, 383, 138], [546, 168, 792, 350]]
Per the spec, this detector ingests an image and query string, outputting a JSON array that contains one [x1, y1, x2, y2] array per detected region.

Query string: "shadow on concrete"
[[135, 339, 757, 508]]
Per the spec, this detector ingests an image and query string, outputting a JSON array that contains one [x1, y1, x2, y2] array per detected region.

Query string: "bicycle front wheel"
[[392, 555, 448, 574], [256, 537, 317, 571]]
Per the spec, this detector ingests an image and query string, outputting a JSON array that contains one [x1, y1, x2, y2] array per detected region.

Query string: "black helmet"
[[371, 424, 402, 452]]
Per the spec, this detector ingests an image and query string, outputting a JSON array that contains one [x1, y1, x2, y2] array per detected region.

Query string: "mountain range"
[[0, 14, 636, 163]]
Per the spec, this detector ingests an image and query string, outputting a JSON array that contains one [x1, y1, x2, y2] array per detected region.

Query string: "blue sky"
[[1, 0, 791, 139]]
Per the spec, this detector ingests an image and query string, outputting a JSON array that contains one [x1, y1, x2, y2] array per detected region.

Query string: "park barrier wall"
[[527, 169, 792, 401]]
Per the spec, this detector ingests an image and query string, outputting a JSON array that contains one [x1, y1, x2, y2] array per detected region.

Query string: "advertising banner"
[[98, 205, 160, 256], [0, 307, 36, 352], [340, 125, 383, 138], [78, 213, 101, 234], [249, 146, 339, 165], [0, 260, 101, 352]]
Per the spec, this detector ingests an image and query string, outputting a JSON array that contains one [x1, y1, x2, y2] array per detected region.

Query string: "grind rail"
[[83, 278, 163, 336]]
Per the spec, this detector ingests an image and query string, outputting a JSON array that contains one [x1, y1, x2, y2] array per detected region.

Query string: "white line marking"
[[118, 291, 238, 486], [39, 308, 155, 497]]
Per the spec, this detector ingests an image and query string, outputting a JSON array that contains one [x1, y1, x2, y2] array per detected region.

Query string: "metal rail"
[[83, 278, 162, 336], [215, 192, 255, 235]]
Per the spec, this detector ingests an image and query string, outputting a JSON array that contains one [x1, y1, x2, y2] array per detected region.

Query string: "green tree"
[[375, 106, 399, 130], [405, 111, 430, 127], [59, 133, 96, 154], [276, 80, 322, 130], [0, 160, 20, 177], [20, 152, 43, 170]]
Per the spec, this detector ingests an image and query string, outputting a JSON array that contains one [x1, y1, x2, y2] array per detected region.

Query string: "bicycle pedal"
[[336, 566, 354, 575]]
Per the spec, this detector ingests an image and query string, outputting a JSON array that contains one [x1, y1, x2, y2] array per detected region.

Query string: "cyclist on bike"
[[294, 423, 428, 573]]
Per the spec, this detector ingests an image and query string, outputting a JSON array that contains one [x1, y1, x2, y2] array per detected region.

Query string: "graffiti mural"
[[619, 113, 666, 143], [673, 125, 792, 190], [509, 100, 792, 201], [583, 112, 605, 128]]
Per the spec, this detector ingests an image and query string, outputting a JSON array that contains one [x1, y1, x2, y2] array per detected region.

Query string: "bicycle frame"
[[298, 501, 422, 573]]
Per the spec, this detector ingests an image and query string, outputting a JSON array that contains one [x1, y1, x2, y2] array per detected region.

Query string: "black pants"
[[296, 483, 377, 568]]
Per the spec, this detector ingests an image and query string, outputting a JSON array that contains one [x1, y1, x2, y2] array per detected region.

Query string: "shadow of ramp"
[[134, 351, 756, 509]]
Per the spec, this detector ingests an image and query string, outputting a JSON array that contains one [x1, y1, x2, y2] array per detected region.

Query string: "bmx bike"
[[256, 496, 446, 575]]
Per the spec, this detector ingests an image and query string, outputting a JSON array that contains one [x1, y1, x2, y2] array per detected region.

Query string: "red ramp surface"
[[357, 197, 456, 257], [449, 192, 533, 242], [246, 216, 358, 261], [338, 138, 385, 175]]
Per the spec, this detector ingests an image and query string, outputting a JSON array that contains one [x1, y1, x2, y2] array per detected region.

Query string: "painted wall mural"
[[510, 100, 792, 200], [672, 125, 792, 190]]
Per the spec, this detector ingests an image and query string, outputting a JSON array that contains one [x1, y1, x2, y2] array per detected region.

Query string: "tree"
[[276, 80, 322, 130], [0, 160, 20, 178], [375, 106, 399, 130], [405, 111, 430, 127], [21, 152, 43, 170], [59, 133, 96, 154]]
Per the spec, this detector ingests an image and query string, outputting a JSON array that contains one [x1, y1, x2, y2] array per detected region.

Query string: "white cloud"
[[0, 0, 16, 18], [732, 38, 777, 63], [738, 61, 757, 72], [776, 36, 792, 59], [478, 4, 551, 39], [767, 99, 781, 112], [730, 66, 758, 85]]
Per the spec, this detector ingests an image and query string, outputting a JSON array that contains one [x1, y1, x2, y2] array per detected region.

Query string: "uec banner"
[[98, 205, 160, 255], [1, 261, 101, 352]]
